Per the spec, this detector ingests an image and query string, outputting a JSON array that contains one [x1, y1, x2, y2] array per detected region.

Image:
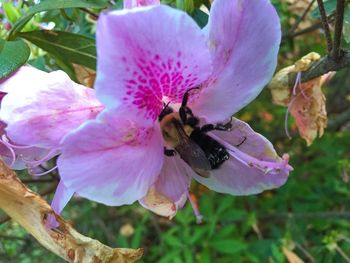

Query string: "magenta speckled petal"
[[191, 0, 281, 123], [95, 5, 211, 120], [0, 66, 103, 149], [193, 118, 291, 195], [57, 109, 164, 206]]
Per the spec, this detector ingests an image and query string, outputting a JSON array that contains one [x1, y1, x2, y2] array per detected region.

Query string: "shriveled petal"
[[191, 0, 281, 123], [193, 118, 291, 195], [139, 155, 191, 217], [124, 0, 160, 9], [57, 109, 164, 206], [96, 5, 211, 120], [0, 66, 103, 149]]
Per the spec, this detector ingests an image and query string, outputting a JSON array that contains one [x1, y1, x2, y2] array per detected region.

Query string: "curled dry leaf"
[[73, 64, 96, 88], [269, 52, 334, 146], [0, 160, 143, 263]]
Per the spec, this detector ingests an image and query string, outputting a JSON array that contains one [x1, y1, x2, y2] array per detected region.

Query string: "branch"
[[317, 0, 333, 52], [283, 15, 335, 39], [0, 161, 143, 263], [332, 0, 346, 60], [289, 0, 316, 35], [288, 50, 350, 85], [328, 107, 350, 130], [79, 8, 99, 20]]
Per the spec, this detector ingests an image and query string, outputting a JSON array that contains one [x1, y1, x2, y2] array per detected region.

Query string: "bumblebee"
[[159, 88, 234, 178]]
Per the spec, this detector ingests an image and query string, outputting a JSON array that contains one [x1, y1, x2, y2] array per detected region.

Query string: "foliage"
[[0, 0, 350, 262]]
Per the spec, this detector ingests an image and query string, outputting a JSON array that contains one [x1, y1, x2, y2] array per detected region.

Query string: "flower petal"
[[193, 118, 291, 195], [51, 181, 75, 214], [95, 5, 212, 120], [191, 0, 281, 123], [124, 0, 160, 9], [0, 66, 103, 149], [139, 155, 191, 217], [0, 121, 48, 170], [57, 109, 164, 206]]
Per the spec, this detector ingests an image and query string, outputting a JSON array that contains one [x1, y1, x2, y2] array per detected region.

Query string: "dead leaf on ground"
[[283, 247, 305, 263], [0, 160, 143, 263], [269, 52, 334, 146]]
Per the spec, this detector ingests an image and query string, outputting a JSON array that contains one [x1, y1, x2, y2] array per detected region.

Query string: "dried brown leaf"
[[269, 52, 321, 106], [73, 64, 96, 88], [283, 247, 305, 263], [269, 52, 333, 145], [289, 74, 331, 146], [0, 160, 143, 263]]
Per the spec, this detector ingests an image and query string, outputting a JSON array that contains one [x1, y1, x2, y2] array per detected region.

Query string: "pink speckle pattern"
[[121, 51, 200, 120]]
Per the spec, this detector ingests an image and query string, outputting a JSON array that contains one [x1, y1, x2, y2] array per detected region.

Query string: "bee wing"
[[172, 120, 211, 178]]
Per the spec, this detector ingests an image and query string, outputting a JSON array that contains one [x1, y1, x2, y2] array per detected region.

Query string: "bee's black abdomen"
[[190, 129, 230, 169]]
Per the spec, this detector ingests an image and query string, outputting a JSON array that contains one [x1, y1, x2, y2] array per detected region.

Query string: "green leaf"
[[343, 5, 350, 43], [8, 0, 109, 40], [19, 31, 96, 69], [192, 8, 208, 28], [2, 0, 21, 24], [0, 39, 30, 78], [210, 239, 247, 254]]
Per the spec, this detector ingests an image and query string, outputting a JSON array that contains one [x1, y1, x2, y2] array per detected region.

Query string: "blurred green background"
[[1, 0, 350, 262]]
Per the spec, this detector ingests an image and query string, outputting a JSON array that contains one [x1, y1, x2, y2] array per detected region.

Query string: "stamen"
[[209, 133, 292, 174], [1, 135, 33, 149], [29, 165, 58, 177], [187, 192, 203, 224], [284, 97, 296, 140], [0, 138, 16, 167], [23, 148, 60, 168], [292, 72, 301, 96]]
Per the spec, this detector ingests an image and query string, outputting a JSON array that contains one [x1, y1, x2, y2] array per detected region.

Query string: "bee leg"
[[158, 102, 173, 121], [186, 116, 199, 127], [235, 136, 247, 147], [200, 117, 233, 133], [181, 87, 200, 108], [179, 106, 188, 124], [164, 147, 176, 156]]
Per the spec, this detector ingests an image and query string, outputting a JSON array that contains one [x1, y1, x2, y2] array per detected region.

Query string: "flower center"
[[121, 51, 200, 120]]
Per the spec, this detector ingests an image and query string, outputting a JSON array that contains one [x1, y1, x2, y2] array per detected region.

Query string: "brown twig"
[[317, 0, 334, 53], [289, 0, 316, 34], [332, 0, 346, 60], [283, 15, 335, 39], [0, 160, 143, 262], [288, 50, 350, 85], [79, 8, 99, 20], [328, 107, 350, 130], [0, 181, 58, 225]]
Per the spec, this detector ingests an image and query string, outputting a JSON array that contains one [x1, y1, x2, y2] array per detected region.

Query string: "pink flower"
[[53, 0, 292, 219], [124, 0, 160, 9], [0, 66, 104, 174]]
